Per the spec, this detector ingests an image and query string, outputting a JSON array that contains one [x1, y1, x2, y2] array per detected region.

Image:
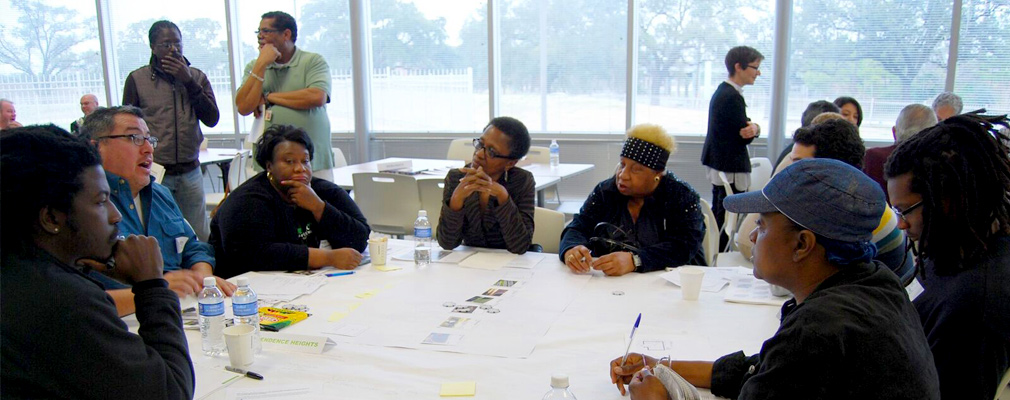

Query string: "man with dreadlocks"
[[885, 114, 1010, 399]]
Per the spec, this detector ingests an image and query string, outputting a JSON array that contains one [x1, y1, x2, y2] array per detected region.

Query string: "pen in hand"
[[619, 313, 642, 367]]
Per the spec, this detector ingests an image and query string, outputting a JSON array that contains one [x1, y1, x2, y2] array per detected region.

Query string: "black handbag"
[[588, 222, 640, 256]]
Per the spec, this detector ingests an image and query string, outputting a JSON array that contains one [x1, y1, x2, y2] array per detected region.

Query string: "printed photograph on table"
[[482, 288, 508, 297], [439, 316, 477, 329], [493, 279, 519, 287], [465, 296, 495, 304], [423, 332, 464, 346]]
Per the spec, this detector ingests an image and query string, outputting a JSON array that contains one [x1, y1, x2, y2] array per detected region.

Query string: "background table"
[[320, 158, 591, 207], [153, 241, 781, 400]]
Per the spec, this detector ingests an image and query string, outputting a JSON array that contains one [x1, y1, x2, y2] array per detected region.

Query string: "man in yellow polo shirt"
[[236, 11, 333, 171]]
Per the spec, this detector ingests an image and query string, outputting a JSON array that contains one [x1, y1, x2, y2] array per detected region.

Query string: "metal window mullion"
[[625, 0, 638, 131], [766, 0, 793, 160], [95, 0, 118, 107], [350, 0, 374, 163], [488, 0, 501, 120], [945, 0, 962, 92]]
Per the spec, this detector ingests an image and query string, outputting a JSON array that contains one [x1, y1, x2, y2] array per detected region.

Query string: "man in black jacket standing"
[[123, 20, 220, 241], [701, 46, 763, 242]]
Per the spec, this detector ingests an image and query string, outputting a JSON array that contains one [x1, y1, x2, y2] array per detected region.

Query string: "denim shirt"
[[90, 172, 214, 289]]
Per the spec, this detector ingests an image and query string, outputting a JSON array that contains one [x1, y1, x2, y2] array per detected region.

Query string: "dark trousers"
[[713, 183, 743, 249]]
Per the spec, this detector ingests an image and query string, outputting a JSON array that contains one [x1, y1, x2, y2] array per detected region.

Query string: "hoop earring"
[[654, 176, 661, 182], [267, 170, 274, 181], [505, 168, 509, 182]]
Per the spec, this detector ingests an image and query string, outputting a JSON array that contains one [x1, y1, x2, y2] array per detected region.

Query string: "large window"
[[789, 0, 953, 141], [107, 0, 232, 133], [234, 0, 355, 134], [634, 0, 775, 136], [954, 0, 1010, 115], [0, 0, 104, 129], [370, 0, 488, 132], [499, 0, 628, 133]]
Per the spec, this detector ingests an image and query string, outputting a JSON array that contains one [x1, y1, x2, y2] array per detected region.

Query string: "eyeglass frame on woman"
[[472, 138, 519, 160], [154, 42, 182, 50], [97, 134, 159, 149], [892, 200, 923, 223]]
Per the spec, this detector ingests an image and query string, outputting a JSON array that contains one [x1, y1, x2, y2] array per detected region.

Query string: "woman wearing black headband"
[[559, 124, 705, 276]]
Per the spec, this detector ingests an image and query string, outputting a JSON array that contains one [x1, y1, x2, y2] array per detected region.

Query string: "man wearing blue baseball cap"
[[610, 158, 939, 399]]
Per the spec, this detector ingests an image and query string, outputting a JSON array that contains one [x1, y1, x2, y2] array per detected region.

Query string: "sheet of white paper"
[[194, 361, 243, 400], [723, 275, 789, 306], [322, 323, 369, 337], [458, 252, 517, 270], [224, 384, 325, 400], [238, 273, 326, 296], [659, 266, 748, 292], [504, 252, 545, 269], [433, 250, 475, 264]]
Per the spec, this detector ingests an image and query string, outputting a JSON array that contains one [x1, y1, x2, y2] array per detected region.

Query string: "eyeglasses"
[[155, 42, 182, 50], [255, 28, 281, 35], [472, 138, 516, 160], [97, 134, 159, 149], [745, 64, 760, 71], [892, 200, 923, 223]]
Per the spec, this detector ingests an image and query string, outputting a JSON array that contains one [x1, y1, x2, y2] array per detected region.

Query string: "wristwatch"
[[632, 254, 642, 271]]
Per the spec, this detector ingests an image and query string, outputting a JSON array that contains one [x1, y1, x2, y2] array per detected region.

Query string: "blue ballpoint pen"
[[619, 313, 642, 367], [326, 271, 355, 277]]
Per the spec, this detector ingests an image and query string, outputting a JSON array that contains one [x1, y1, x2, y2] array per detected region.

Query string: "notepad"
[[439, 382, 476, 397]]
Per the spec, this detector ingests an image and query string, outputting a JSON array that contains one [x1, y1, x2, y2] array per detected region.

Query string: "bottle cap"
[[203, 277, 216, 286], [551, 374, 569, 388], [236, 277, 249, 287], [418, 210, 427, 217]]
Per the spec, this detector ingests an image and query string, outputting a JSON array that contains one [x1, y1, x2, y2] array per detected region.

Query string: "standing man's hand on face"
[[160, 54, 193, 84]]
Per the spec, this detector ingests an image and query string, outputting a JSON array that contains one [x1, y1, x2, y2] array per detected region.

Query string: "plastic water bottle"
[[542, 374, 577, 399], [549, 140, 560, 167], [231, 277, 262, 354], [198, 276, 225, 356], [414, 210, 431, 266]]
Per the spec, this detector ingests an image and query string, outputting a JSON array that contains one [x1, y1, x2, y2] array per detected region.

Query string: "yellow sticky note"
[[355, 290, 378, 299], [348, 302, 361, 311], [439, 382, 476, 397], [327, 311, 349, 322], [375, 264, 402, 272]]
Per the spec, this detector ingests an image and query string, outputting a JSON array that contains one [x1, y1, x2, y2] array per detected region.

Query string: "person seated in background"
[[80, 106, 235, 316], [210, 124, 369, 278], [1, 126, 194, 399], [833, 96, 863, 128], [437, 116, 535, 254], [885, 114, 1010, 400], [610, 159, 939, 400], [0, 98, 23, 131], [738, 119, 914, 284], [931, 91, 962, 121], [774, 100, 840, 167], [71, 93, 100, 135], [560, 124, 704, 276], [863, 104, 937, 202]]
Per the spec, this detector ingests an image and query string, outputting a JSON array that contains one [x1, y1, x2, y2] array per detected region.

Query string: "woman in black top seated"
[[560, 124, 705, 276], [437, 116, 535, 254], [210, 125, 369, 278]]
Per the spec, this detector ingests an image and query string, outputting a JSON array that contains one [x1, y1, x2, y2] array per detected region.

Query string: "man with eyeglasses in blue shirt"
[[81, 106, 234, 317], [123, 20, 220, 242]]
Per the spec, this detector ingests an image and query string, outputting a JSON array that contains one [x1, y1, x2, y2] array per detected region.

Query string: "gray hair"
[[0, 98, 12, 106], [78, 105, 144, 141], [932, 92, 963, 115], [895, 104, 938, 142]]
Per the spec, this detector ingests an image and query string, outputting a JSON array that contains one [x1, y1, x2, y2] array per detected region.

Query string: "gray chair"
[[417, 177, 445, 239], [532, 207, 565, 254], [352, 172, 422, 237]]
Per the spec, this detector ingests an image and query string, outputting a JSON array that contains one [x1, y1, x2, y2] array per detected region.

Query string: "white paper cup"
[[679, 267, 705, 301], [369, 239, 388, 266], [223, 325, 255, 368]]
